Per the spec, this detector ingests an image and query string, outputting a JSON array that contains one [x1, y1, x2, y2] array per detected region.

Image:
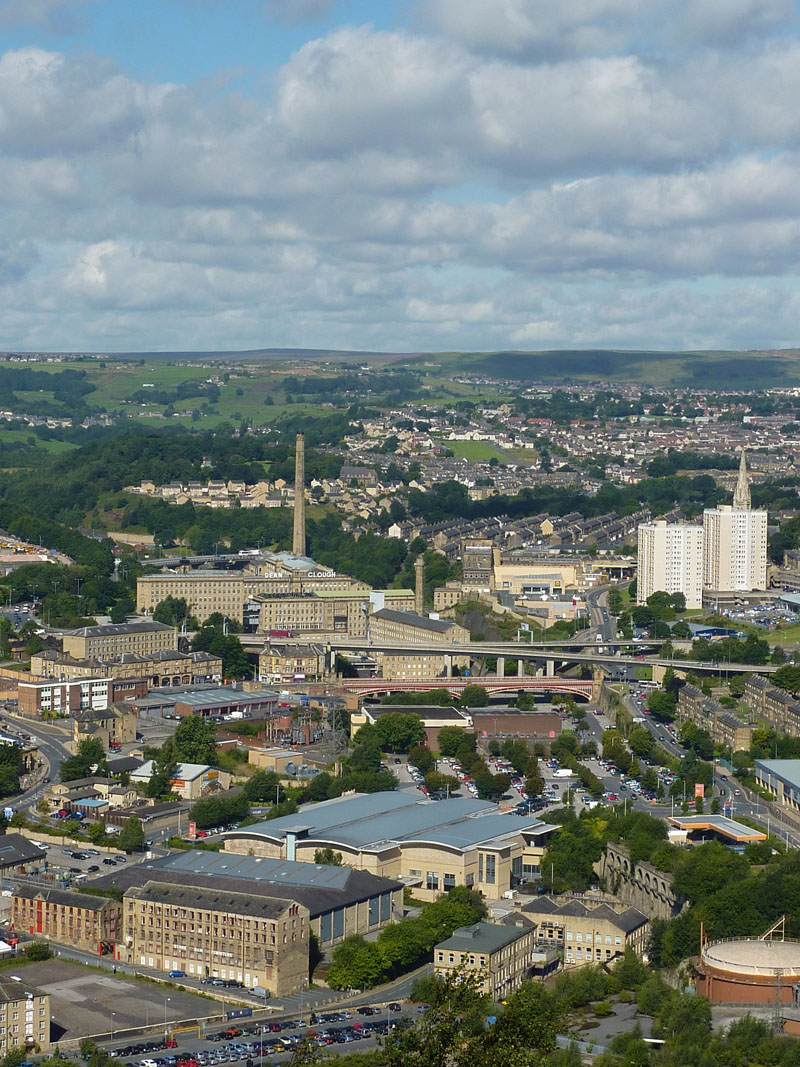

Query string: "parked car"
[[169, 970, 186, 978]]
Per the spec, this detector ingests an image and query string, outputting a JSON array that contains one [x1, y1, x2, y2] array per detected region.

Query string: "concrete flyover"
[[339, 676, 594, 699], [238, 633, 779, 677], [277, 636, 780, 677]]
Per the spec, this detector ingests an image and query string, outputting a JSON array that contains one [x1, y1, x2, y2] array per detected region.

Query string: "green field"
[[767, 623, 800, 647], [505, 446, 538, 465], [446, 439, 509, 462], [0, 429, 75, 453]]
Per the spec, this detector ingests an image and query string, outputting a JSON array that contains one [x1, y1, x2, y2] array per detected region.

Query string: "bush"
[[25, 942, 52, 961]]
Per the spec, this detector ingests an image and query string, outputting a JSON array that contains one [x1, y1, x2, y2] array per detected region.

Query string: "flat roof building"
[[666, 814, 766, 846], [754, 759, 800, 813], [220, 792, 558, 901], [637, 521, 704, 610]]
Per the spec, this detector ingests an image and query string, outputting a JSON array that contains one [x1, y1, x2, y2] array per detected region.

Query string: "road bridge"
[[340, 676, 594, 699], [240, 633, 779, 676]]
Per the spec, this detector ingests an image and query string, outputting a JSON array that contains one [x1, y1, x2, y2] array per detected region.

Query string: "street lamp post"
[[164, 997, 170, 1038], [111, 1012, 115, 1044]]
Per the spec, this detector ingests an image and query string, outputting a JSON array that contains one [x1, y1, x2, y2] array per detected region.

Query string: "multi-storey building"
[[94, 849, 404, 950], [743, 675, 773, 717], [461, 539, 493, 591], [136, 563, 367, 625], [742, 676, 800, 737], [434, 921, 533, 1000], [62, 621, 178, 660], [0, 975, 51, 1053], [12, 885, 122, 955], [31, 648, 222, 687], [120, 881, 309, 995], [72, 704, 137, 749], [522, 896, 649, 967], [369, 609, 469, 645], [375, 649, 471, 681], [17, 676, 147, 719], [258, 642, 327, 683], [257, 591, 369, 637], [702, 506, 767, 593], [255, 590, 414, 638], [676, 684, 753, 751], [637, 521, 704, 608]]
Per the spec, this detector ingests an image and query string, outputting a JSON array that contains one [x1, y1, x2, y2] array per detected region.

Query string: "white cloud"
[[4, 11, 800, 353], [422, 0, 797, 58]]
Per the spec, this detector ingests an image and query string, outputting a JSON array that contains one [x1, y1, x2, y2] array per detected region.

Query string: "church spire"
[[733, 447, 751, 510]]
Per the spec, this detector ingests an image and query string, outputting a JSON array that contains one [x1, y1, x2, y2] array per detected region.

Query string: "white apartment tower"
[[637, 521, 704, 609], [702, 449, 767, 593]]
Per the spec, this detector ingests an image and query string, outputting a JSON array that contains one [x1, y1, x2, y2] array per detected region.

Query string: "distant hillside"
[[421, 348, 800, 387], [110, 347, 420, 363], [8, 345, 800, 386]]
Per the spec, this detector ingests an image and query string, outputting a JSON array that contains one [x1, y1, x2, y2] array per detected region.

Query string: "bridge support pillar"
[[444, 654, 453, 679], [546, 659, 555, 677], [592, 666, 606, 703], [517, 659, 524, 677], [496, 656, 505, 678]]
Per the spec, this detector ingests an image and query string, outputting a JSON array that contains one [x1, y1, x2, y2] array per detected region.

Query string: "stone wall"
[[594, 842, 685, 922]]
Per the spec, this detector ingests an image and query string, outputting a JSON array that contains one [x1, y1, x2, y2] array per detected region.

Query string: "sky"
[[3, 0, 800, 354]]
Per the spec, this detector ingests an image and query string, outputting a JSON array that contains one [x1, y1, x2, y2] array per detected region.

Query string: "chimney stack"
[[415, 555, 425, 615], [292, 432, 306, 557]]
